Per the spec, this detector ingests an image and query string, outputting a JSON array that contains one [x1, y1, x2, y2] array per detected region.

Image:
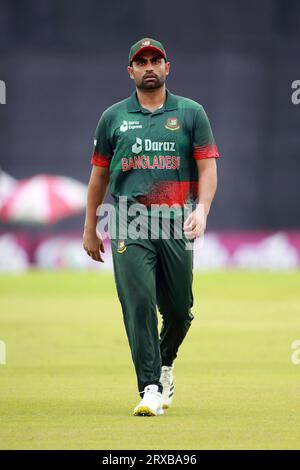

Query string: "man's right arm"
[[83, 165, 109, 262]]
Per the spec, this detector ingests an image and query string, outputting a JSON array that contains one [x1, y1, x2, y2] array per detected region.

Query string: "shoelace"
[[145, 384, 165, 397]]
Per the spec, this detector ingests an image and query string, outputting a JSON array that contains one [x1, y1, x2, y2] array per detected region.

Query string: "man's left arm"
[[183, 158, 218, 239]]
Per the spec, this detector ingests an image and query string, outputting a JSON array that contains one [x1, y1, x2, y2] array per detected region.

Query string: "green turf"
[[0, 270, 300, 449]]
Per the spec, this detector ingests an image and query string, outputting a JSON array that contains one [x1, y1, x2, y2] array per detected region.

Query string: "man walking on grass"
[[83, 38, 219, 416]]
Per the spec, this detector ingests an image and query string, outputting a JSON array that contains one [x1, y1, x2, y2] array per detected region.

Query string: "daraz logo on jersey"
[[131, 137, 176, 154], [122, 138, 180, 172], [132, 137, 143, 154], [120, 120, 142, 132]]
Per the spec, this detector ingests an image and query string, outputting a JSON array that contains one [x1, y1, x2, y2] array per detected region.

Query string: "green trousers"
[[111, 222, 194, 397]]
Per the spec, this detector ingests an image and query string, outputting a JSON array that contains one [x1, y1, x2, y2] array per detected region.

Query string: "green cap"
[[128, 38, 167, 65]]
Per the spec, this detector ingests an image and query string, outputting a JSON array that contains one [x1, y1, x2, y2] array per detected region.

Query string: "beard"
[[136, 73, 166, 90]]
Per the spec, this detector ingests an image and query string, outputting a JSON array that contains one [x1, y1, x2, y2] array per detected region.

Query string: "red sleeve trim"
[[193, 144, 220, 160], [91, 151, 111, 167]]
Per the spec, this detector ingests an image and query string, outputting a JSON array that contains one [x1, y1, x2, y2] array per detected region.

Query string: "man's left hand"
[[183, 204, 207, 239]]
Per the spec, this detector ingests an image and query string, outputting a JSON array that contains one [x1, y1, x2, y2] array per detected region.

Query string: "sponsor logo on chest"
[[120, 120, 142, 132], [132, 138, 176, 154]]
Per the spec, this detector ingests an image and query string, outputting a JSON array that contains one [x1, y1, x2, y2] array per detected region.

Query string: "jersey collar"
[[127, 89, 178, 114]]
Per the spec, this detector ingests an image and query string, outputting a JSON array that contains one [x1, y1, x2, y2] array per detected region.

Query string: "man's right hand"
[[83, 228, 105, 263]]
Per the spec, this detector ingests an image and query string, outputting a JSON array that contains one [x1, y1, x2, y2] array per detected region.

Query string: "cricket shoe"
[[133, 385, 164, 416], [160, 365, 175, 409]]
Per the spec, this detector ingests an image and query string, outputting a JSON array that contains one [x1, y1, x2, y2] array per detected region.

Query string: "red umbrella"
[[0, 174, 87, 224], [0, 169, 18, 210]]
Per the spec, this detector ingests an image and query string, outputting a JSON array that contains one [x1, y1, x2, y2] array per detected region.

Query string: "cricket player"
[[83, 38, 219, 416]]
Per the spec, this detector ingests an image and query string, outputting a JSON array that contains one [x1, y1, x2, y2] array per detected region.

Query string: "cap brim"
[[130, 46, 166, 64]]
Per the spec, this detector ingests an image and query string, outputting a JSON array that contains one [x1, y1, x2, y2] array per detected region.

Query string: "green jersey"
[[91, 90, 219, 208]]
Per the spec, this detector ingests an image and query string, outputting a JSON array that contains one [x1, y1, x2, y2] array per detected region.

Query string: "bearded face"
[[128, 52, 170, 91]]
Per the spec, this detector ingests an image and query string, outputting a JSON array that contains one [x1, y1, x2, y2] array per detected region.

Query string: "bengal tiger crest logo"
[[117, 240, 127, 254], [165, 117, 180, 131]]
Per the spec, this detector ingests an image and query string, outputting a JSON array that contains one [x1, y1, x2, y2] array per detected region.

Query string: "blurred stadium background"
[[0, 0, 300, 450], [0, 0, 300, 271]]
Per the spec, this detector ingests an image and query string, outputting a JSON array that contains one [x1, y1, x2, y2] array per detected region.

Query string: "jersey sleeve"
[[91, 112, 113, 167], [192, 106, 220, 160]]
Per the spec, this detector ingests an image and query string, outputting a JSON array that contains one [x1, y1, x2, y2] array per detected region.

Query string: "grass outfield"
[[0, 270, 300, 450]]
